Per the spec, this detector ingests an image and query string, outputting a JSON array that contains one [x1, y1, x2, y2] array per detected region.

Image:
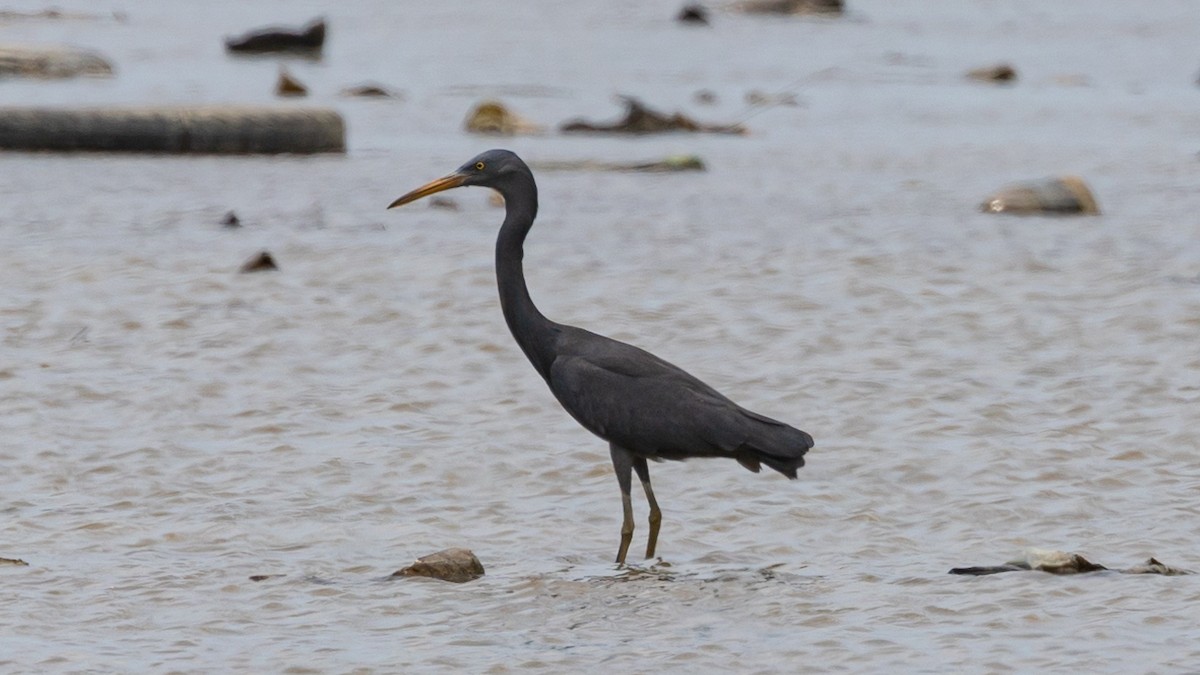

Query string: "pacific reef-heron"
[[388, 149, 813, 564]]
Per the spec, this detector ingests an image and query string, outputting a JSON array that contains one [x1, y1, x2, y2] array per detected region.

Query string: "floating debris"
[[1, 556, 29, 566], [340, 83, 399, 98], [0, 9, 121, 21], [276, 69, 307, 97], [677, 4, 710, 25], [533, 155, 706, 173], [734, 0, 843, 16], [239, 251, 278, 273], [693, 89, 718, 105], [950, 549, 1193, 576], [392, 548, 485, 583], [967, 63, 1018, 84], [225, 18, 325, 55], [249, 574, 286, 582], [221, 211, 241, 228], [981, 176, 1100, 215], [464, 100, 542, 135], [744, 90, 800, 107], [561, 96, 745, 135], [0, 45, 113, 79]]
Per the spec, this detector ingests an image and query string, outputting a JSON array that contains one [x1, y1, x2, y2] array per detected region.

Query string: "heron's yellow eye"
[[475, 162, 485, 171]]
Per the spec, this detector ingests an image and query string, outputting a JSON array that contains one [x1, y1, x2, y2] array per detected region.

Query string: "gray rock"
[[980, 176, 1100, 215]]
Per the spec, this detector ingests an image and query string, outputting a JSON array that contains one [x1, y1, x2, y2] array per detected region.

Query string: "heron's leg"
[[609, 444, 635, 565], [632, 457, 662, 559]]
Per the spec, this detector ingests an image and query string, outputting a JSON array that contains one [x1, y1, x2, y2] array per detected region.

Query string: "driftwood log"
[[0, 106, 345, 154]]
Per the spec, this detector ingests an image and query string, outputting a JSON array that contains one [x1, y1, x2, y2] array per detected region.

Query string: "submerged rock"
[[734, 0, 844, 16], [561, 96, 745, 135], [225, 18, 325, 54], [340, 83, 399, 98], [239, 251, 278, 273], [392, 548, 485, 583], [276, 69, 307, 97], [0, 45, 113, 78], [980, 176, 1100, 215], [967, 63, 1018, 84], [950, 549, 1193, 576], [677, 4, 710, 24], [464, 100, 542, 136]]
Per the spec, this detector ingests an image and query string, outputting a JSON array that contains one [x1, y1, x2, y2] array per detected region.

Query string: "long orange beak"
[[387, 172, 468, 209]]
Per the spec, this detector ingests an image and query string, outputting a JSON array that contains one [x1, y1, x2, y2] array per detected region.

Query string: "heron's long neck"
[[495, 180, 558, 381]]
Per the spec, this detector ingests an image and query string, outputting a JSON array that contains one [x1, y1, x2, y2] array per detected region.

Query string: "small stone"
[[221, 211, 241, 228], [967, 63, 1018, 84], [392, 548, 485, 583], [276, 69, 307, 97], [249, 574, 286, 582], [341, 83, 398, 98], [677, 4, 710, 24], [239, 251, 278, 273]]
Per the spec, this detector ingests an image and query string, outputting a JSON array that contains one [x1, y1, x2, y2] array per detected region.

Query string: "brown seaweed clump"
[[561, 96, 745, 135], [225, 18, 325, 54]]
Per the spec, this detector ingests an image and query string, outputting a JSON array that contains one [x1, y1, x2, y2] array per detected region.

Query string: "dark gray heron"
[[388, 149, 813, 564]]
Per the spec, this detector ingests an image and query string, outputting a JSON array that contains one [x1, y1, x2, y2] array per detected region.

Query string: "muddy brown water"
[[3, 1, 1199, 671]]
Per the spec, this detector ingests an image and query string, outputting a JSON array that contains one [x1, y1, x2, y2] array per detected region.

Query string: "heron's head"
[[387, 149, 531, 209]]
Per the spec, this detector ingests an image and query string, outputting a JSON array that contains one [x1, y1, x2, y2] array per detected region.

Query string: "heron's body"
[[390, 149, 813, 564]]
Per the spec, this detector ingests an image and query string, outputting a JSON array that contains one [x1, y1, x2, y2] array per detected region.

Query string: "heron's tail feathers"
[[731, 417, 813, 479]]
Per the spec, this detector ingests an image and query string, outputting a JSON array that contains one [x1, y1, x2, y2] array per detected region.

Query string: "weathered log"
[[0, 106, 345, 154]]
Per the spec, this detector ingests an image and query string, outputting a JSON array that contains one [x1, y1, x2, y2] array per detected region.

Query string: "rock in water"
[[464, 100, 542, 136], [0, 45, 113, 78], [967, 63, 1018, 84], [980, 176, 1100, 215], [392, 548, 485, 583], [677, 4, 710, 24], [950, 549, 1193, 576], [225, 18, 325, 54], [239, 251, 278, 273], [276, 69, 307, 97]]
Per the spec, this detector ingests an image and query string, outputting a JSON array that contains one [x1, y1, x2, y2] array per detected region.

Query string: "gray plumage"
[[388, 149, 813, 564]]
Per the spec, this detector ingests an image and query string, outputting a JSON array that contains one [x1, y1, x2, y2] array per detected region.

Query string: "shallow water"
[[3, 1, 1200, 672]]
